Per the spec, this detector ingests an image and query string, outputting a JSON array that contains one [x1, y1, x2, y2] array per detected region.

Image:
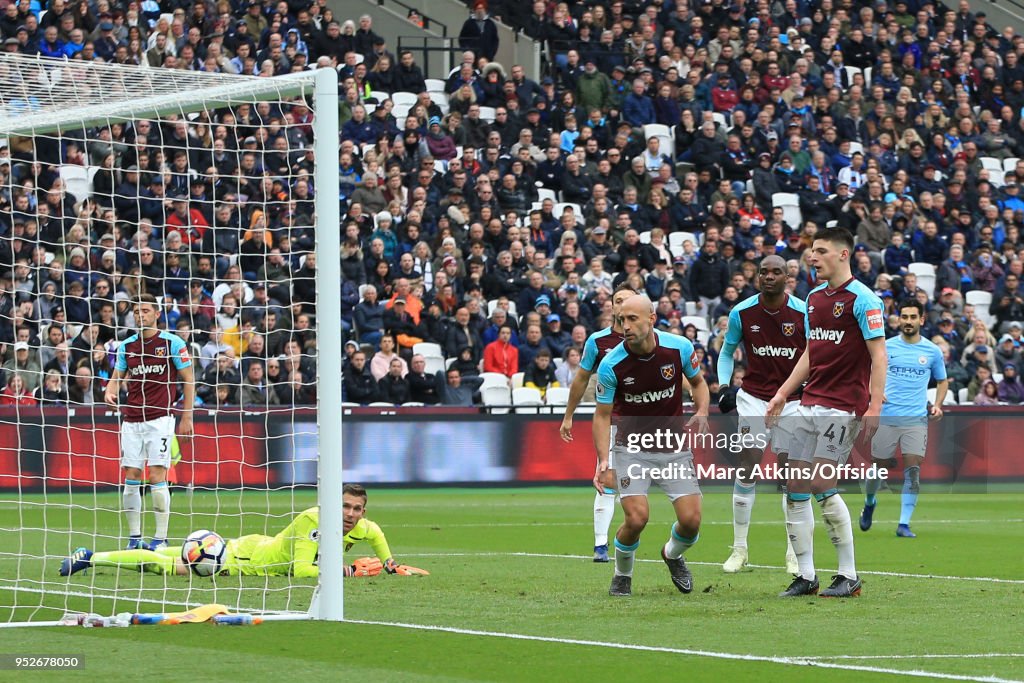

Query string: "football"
[[181, 530, 226, 577]]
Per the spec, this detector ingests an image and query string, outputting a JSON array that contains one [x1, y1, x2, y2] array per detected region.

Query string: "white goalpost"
[[0, 53, 341, 626]]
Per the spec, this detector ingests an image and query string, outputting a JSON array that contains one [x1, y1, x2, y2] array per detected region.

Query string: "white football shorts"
[[120, 415, 176, 470]]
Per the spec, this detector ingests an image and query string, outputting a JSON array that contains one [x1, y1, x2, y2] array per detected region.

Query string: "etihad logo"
[[808, 328, 846, 344], [623, 384, 676, 403], [750, 345, 797, 359]]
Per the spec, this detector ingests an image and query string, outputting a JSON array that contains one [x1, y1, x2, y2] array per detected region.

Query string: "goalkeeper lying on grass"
[[60, 484, 427, 578]]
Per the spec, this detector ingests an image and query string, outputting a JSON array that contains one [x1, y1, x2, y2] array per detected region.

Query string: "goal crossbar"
[[0, 54, 319, 135]]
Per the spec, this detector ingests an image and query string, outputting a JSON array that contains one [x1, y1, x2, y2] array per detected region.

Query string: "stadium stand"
[[2, 0, 1024, 409]]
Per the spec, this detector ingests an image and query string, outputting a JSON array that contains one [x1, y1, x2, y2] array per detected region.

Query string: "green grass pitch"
[[0, 487, 1021, 682]]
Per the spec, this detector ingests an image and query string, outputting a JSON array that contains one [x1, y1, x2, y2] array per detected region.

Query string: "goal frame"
[[0, 56, 342, 625]]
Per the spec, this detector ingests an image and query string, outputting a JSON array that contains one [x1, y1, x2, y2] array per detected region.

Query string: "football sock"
[[663, 523, 698, 559], [732, 478, 756, 548], [787, 493, 815, 580], [151, 481, 170, 541], [593, 489, 616, 546], [818, 489, 857, 580], [900, 466, 920, 526], [782, 489, 795, 556], [613, 537, 638, 577], [864, 466, 882, 506], [91, 549, 175, 575], [123, 479, 142, 538]]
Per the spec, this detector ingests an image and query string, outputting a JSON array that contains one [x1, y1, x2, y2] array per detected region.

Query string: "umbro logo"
[[750, 325, 761, 333], [623, 377, 635, 385]]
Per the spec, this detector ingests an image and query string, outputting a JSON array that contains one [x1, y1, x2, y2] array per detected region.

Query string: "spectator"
[[0, 374, 36, 406], [445, 307, 482, 362], [973, 378, 1001, 405], [34, 369, 68, 405], [370, 334, 407, 381], [483, 325, 518, 378], [3, 341, 41, 394], [998, 363, 1024, 404], [238, 359, 280, 408], [407, 354, 441, 404], [517, 323, 548, 371], [555, 346, 581, 387], [523, 348, 558, 398], [68, 364, 103, 406], [438, 367, 483, 406], [377, 357, 411, 404], [458, 1, 498, 62], [343, 350, 378, 405], [995, 335, 1022, 372]]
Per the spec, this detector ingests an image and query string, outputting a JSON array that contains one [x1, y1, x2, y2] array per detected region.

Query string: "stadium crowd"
[[0, 0, 1023, 408]]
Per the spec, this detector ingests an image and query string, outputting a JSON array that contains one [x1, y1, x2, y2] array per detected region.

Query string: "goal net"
[[0, 54, 342, 626]]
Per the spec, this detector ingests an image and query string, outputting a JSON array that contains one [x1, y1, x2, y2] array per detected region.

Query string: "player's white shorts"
[[736, 389, 800, 454], [789, 404, 860, 464], [120, 415, 176, 470], [872, 422, 928, 460], [612, 447, 702, 501]]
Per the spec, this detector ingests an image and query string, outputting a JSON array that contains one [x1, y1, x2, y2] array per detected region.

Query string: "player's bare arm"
[[766, 352, 809, 425], [177, 363, 196, 442], [104, 369, 125, 407], [686, 369, 710, 435], [930, 379, 949, 420], [592, 402, 613, 493], [862, 336, 888, 441], [560, 368, 593, 442]]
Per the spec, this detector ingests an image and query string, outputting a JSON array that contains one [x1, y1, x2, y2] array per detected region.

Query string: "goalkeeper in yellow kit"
[[60, 484, 427, 578]]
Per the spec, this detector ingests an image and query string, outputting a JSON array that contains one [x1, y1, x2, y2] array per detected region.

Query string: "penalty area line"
[[399, 551, 1024, 585], [345, 619, 1023, 683]]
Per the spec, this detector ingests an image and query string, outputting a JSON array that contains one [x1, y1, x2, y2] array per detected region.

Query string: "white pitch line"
[[398, 551, 1024, 584], [387, 518, 1024, 528], [807, 654, 1024, 661], [346, 618, 1024, 683]]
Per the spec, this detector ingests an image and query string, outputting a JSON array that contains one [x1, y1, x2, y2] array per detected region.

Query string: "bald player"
[[560, 283, 637, 563], [716, 255, 805, 574], [594, 295, 711, 597]]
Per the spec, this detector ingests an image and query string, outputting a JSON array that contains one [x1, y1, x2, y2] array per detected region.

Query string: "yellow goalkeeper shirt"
[[222, 507, 393, 577]]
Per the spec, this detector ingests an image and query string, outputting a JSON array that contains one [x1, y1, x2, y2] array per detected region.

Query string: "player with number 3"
[[104, 293, 196, 552]]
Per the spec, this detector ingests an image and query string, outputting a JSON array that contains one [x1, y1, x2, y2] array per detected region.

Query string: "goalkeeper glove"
[[718, 387, 737, 414], [383, 558, 398, 574], [392, 564, 430, 576], [345, 557, 383, 577]]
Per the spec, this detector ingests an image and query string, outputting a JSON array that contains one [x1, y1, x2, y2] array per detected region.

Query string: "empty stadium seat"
[[966, 291, 995, 327], [391, 91, 418, 107], [772, 192, 802, 229], [546, 387, 570, 405], [511, 387, 543, 413], [480, 372, 511, 389]]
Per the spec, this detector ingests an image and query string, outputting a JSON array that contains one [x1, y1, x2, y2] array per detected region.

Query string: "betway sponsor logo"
[[808, 328, 846, 344], [623, 384, 676, 403], [750, 345, 797, 359], [128, 364, 165, 377]]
